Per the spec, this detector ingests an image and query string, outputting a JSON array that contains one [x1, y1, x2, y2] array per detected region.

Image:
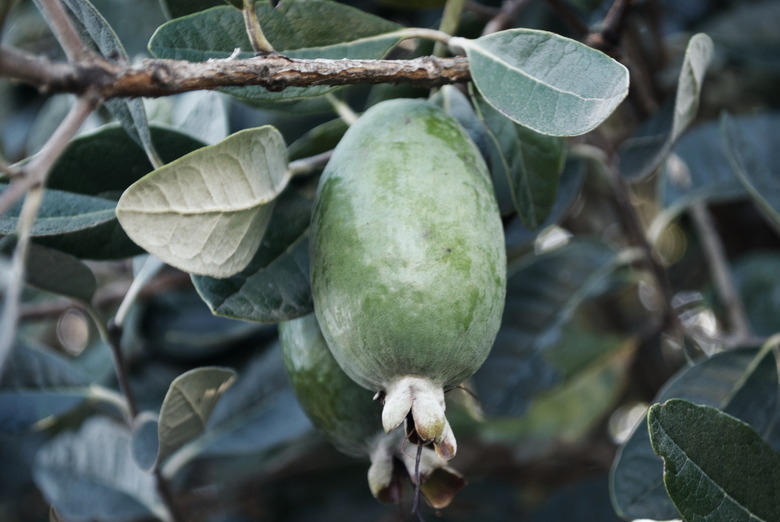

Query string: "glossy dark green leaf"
[[649, 399, 780, 521], [473, 93, 566, 228], [619, 33, 714, 180], [157, 367, 237, 467], [473, 240, 625, 417], [0, 345, 88, 431], [192, 177, 315, 323], [0, 184, 138, 259], [149, 0, 402, 103], [454, 29, 629, 136], [47, 124, 205, 198], [33, 416, 166, 521], [161, 348, 312, 478], [722, 112, 780, 233], [23, 244, 96, 302], [54, 0, 158, 161], [610, 346, 778, 520]]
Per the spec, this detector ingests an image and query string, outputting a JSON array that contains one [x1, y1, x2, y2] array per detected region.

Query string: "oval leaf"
[[473, 92, 567, 228], [619, 33, 714, 180], [455, 29, 629, 136], [473, 240, 626, 416], [116, 126, 290, 277], [192, 177, 314, 322], [24, 244, 96, 302], [157, 367, 237, 467], [33, 416, 165, 521], [722, 112, 780, 233], [610, 346, 778, 520], [131, 412, 160, 472], [149, 1, 401, 103], [649, 399, 780, 521]]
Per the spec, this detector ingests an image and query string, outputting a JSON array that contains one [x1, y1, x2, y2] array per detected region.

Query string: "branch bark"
[[1, 46, 471, 99]]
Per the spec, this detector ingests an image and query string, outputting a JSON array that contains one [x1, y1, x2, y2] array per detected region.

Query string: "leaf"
[[619, 33, 714, 180], [658, 120, 747, 214], [704, 0, 780, 71], [131, 412, 160, 472], [24, 244, 96, 302], [610, 346, 779, 520], [722, 112, 780, 233], [0, 345, 89, 431], [473, 240, 627, 416], [161, 348, 312, 478], [473, 93, 567, 228], [148, 0, 402, 103], [192, 177, 314, 322], [0, 183, 139, 260], [731, 253, 780, 337], [286, 119, 348, 162], [156, 367, 237, 467], [54, 0, 159, 162], [116, 126, 290, 277], [481, 329, 633, 460], [33, 416, 166, 522], [531, 476, 625, 522], [505, 158, 586, 251], [649, 399, 780, 521], [454, 29, 629, 136]]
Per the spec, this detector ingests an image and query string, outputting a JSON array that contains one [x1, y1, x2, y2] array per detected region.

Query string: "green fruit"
[[310, 98, 506, 459], [279, 313, 382, 458], [279, 313, 465, 506]]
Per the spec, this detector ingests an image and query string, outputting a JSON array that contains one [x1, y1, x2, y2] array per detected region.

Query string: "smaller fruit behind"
[[279, 314, 465, 507]]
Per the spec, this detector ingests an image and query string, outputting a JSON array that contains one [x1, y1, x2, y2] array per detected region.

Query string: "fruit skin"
[[279, 313, 465, 507], [310, 98, 506, 458]]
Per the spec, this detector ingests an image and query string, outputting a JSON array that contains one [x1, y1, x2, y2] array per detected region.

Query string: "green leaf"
[[157, 367, 237, 467], [24, 244, 96, 302], [610, 346, 779, 520], [732, 253, 780, 337], [454, 29, 629, 136], [649, 399, 780, 522], [54, 0, 159, 162], [0, 345, 89, 431], [116, 126, 290, 277], [48, 124, 205, 198], [192, 177, 314, 322], [148, 0, 402, 103], [704, 0, 780, 71], [286, 119, 348, 162], [160, 348, 311, 478], [33, 416, 166, 521], [0, 184, 139, 259], [658, 120, 747, 214], [130, 412, 160, 472], [473, 93, 567, 228], [473, 240, 627, 416], [619, 33, 714, 180], [722, 112, 780, 233]]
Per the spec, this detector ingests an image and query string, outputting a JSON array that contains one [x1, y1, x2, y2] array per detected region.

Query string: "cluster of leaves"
[[2, 0, 780, 521]]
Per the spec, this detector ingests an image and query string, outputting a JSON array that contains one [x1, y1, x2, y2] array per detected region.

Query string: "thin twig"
[[0, 46, 471, 98], [689, 202, 753, 342], [0, 95, 97, 373], [35, 0, 87, 61], [243, 0, 275, 54], [325, 93, 358, 126], [586, 0, 633, 52], [434, 0, 466, 57]]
